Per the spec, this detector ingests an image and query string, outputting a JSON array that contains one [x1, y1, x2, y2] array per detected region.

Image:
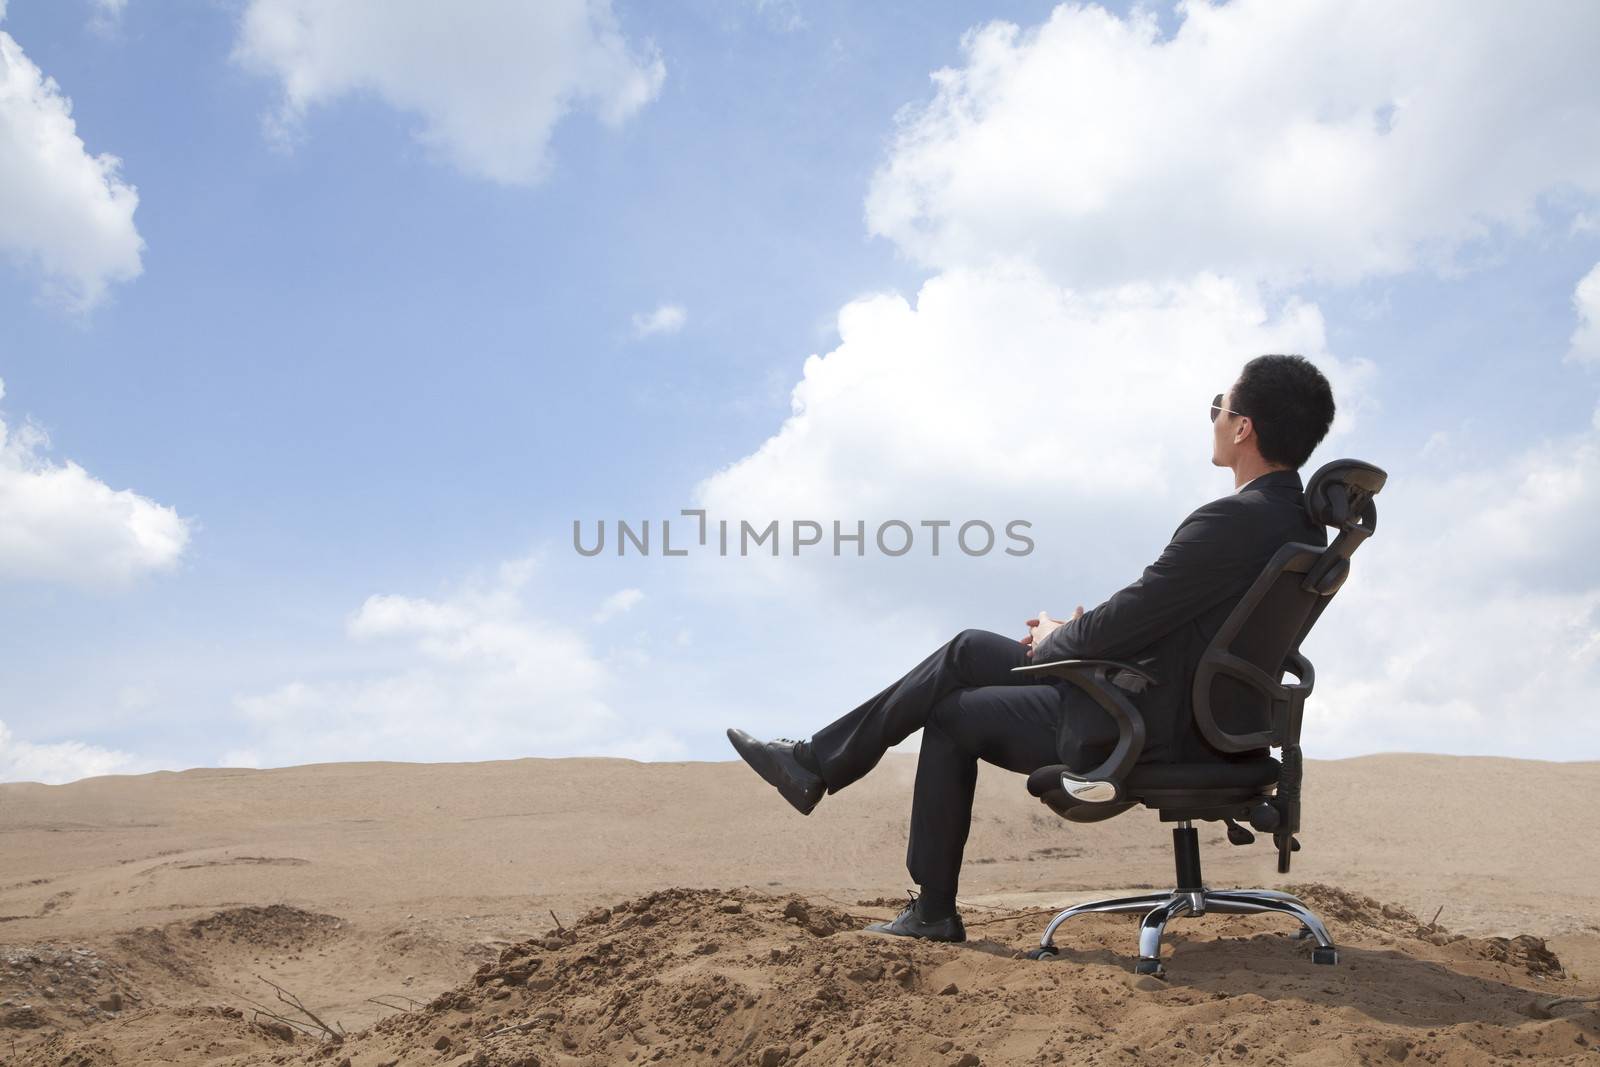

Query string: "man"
[[727, 354, 1337, 943]]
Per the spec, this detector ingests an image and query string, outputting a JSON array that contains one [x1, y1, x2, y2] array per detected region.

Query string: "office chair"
[[1009, 458, 1386, 976]]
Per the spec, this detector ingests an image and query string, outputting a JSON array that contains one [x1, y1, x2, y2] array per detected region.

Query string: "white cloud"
[[0, 380, 190, 587], [631, 302, 686, 338], [0, 719, 138, 783], [696, 263, 1365, 537], [865, 0, 1600, 287], [0, 18, 143, 310], [1305, 403, 1600, 757], [228, 555, 686, 767], [89, 0, 127, 32], [233, 0, 666, 185], [1568, 262, 1600, 366], [593, 587, 644, 622]]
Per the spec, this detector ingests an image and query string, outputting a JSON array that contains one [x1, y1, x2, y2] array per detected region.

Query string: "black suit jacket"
[[1030, 468, 1328, 768]]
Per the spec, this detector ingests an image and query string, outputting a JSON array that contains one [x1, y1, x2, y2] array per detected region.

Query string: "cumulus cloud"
[[228, 555, 685, 768], [631, 302, 686, 338], [89, 0, 127, 32], [0, 379, 190, 586], [1569, 263, 1600, 366], [696, 263, 1365, 533], [233, 0, 666, 185], [865, 0, 1600, 287], [0, 719, 139, 783], [0, 16, 143, 310], [1305, 401, 1600, 757]]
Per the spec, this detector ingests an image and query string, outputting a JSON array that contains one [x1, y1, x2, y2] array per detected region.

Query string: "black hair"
[[1229, 354, 1336, 469]]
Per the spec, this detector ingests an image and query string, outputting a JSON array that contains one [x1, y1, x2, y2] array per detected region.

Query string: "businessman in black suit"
[[728, 354, 1337, 942]]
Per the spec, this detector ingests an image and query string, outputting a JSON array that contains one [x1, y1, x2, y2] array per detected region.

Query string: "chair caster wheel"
[[1025, 946, 1058, 960], [1312, 946, 1338, 965], [1133, 958, 1165, 977]]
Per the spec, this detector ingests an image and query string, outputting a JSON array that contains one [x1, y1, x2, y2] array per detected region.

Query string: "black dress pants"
[[808, 628, 1067, 896]]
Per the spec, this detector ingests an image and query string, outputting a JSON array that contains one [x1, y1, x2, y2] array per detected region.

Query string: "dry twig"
[[250, 973, 345, 1042], [367, 993, 421, 1012]]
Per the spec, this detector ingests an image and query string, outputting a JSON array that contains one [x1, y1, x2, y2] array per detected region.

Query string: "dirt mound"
[[1285, 882, 1568, 978], [1472, 934, 1567, 978], [184, 904, 343, 950], [338, 887, 930, 1066], [1280, 882, 1428, 934], [0, 942, 141, 1033], [152, 882, 1591, 1067]]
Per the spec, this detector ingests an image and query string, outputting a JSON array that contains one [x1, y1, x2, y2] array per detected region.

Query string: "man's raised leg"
[[808, 628, 1032, 794]]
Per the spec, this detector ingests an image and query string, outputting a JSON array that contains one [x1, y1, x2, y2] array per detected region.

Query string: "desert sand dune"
[[1, 752, 1597, 1064]]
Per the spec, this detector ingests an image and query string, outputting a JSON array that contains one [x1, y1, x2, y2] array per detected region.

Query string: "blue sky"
[[3, 0, 1599, 781]]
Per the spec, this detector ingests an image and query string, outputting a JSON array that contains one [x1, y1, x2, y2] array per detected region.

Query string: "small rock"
[[695, 941, 721, 955], [1, 1006, 45, 1029], [935, 1040, 954, 1053], [255, 1019, 295, 1042], [434, 1033, 453, 1050], [97, 992, 123, 1012], [939, 982, 959, 995], [756, 1044, 788, 1067], [952, 1054, 980, 1067]]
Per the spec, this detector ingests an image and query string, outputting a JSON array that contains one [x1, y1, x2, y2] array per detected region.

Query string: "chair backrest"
[[1191, 458, 1387, 755]]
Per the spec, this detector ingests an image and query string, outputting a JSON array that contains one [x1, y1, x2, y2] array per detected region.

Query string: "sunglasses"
[[1210, 393, 1247, 422]]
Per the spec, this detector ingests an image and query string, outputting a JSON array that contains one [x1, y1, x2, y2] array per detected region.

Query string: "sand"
[[1, 752, 1597, 1064]]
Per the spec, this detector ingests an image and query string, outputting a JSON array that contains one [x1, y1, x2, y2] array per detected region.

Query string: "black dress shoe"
[[864, 898, 966, 943], [726, 728, 826, 815]]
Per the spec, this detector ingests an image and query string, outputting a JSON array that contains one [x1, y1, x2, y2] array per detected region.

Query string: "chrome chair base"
[[1026, 886, 1339, 974]]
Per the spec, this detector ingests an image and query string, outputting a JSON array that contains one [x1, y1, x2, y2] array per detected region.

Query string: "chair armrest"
[[1011, 658, 1159, 688], [1010, 659, 1149, 793]]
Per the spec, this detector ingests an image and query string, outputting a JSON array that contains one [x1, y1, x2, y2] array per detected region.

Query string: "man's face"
[[1211, 383, 1242, 467]]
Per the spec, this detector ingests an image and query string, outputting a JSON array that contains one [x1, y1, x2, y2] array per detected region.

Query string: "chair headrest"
[[1304, 458, 1386, 530]]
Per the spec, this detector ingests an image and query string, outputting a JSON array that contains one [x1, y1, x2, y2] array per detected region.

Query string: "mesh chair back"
[[1193, 459, 1386, 754]]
